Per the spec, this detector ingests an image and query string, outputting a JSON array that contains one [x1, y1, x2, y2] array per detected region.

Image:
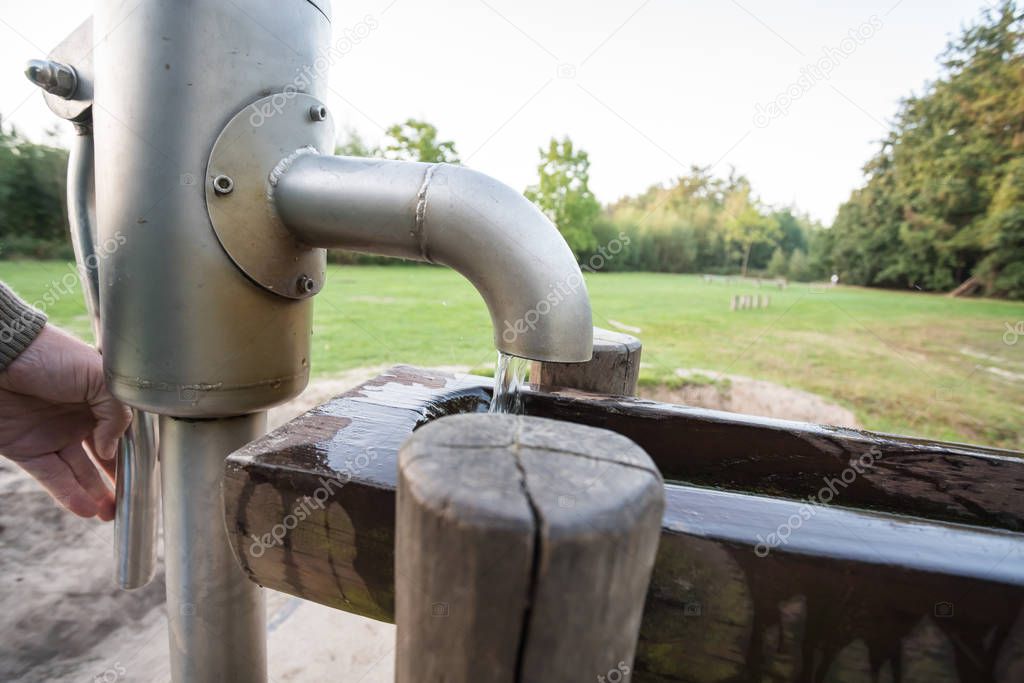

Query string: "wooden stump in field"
[[530, 326, 642, 396], [395, 413, 664, 683]]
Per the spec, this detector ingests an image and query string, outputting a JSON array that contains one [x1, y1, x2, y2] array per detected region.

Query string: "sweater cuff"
[[0, 282, 48, 371]]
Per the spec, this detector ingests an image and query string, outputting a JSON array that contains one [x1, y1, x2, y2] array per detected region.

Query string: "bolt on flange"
[[308, 105, 327, 122], [296, 274, 316, 294], [24, 59, 78, 99], [212, 175, 234, 195]]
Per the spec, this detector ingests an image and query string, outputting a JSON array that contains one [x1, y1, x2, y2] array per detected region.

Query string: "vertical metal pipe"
[[66, 127, 99, 336], [114, 411, 159, 588], [160, 413, 267, 683], [68, 126, 161, 590]]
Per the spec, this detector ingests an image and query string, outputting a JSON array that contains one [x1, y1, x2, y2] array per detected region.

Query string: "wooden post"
[[530, 326, 642, 396], [395, 413, 664, 683]]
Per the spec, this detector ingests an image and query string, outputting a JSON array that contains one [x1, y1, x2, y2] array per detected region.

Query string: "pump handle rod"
[[67, 124, 160, 590]]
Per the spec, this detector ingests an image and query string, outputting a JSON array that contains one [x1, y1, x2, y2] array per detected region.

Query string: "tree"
[[382, 119, 459, 163], [336, 119, 459, 163], [822, 1, 1024, 297], [525, 137, 600, 257], [767, 248, 788, 277], [751, 208, 810, 269], [788, 249, 810, 281], [720, 181, 780, 277], [335, 127, 379, 157], [0, 119, 71, 258]]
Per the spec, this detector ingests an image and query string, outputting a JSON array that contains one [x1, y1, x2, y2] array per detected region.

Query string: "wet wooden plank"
[[642, 486, 1024, 683], [524, 388, 1024, 532], [223, 365, 1024, 682]]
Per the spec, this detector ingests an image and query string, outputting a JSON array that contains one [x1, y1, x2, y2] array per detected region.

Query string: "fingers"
[[13, 451, 103, 519], [59, 441, 115, 521], [6, 323, 133, 462], [86, 372, 133, 463], [90, 435, 118, 481]]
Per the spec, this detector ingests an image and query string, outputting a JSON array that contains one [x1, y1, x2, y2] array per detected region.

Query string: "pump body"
[[94, 0, 331, 418]]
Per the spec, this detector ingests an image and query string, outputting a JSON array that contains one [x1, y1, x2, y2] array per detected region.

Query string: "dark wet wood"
[[531, 326, 642, 396], [525, 388, 1024, 533], [223, 365, 1024, 682], [395, 414, 663, 683]]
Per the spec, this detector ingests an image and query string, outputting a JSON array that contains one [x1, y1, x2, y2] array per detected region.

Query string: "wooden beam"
[[223, 366, 1024, 682]]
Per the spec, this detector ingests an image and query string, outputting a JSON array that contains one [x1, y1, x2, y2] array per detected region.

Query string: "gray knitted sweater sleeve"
[[0, 281, 48, 371]]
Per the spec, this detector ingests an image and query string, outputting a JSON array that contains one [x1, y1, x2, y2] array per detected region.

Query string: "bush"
[[0, 235, 74, 260]]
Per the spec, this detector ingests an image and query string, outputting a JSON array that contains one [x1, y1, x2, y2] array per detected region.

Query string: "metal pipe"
[[66, 128, 99, 336], [114, 412, 159, 588], [273, 155, 594, 363], [68, 127, 160, 590], [160, 413, 267, 683]]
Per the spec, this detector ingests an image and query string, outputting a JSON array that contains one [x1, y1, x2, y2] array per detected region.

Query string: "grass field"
[[2, 260, 1022, 450]]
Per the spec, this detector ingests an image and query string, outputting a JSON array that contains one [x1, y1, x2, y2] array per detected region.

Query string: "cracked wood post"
[[395, 413, 664, 683], [530, 326, 642, 396]]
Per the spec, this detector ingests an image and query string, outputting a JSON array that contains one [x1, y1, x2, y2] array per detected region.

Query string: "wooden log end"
[[396, 413, 664, 683], [531, 326, 642, 396]]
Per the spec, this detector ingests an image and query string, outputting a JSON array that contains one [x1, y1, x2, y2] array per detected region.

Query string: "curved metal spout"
[[272, 154, 593, 363]]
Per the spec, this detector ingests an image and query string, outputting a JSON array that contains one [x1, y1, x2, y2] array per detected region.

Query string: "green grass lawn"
[[2, 260, 1022, 449]]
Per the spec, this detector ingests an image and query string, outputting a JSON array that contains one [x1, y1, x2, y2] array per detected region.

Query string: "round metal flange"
[[206, 92, 334, 299]]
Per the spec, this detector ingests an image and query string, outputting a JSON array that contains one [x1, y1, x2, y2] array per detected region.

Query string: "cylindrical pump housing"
[[93, 0, 331, 416]]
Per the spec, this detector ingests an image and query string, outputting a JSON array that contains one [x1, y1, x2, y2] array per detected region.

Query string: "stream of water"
[[489, 352, 530, 414]]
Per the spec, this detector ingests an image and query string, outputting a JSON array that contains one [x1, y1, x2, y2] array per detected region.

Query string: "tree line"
[[1, 1, 1020, 297], [0, 123, 72, 260], [823, 1, 1023, 298]]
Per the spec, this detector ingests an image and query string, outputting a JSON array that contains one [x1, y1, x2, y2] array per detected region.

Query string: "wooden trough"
[[223, 365, 1024, 682]]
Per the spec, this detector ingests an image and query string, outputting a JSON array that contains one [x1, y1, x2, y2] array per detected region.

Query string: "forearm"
[[0, 282, 47, 371]]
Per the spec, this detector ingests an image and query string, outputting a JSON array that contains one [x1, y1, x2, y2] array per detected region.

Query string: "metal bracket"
[[29, 17, 93, 123], [205, 92, 334, 299]]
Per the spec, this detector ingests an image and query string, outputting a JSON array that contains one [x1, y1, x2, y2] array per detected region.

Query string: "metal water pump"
[[28, 1, 592, 680]]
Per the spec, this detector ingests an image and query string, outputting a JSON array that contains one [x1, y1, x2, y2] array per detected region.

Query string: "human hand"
[[0, 324, 132, 520]]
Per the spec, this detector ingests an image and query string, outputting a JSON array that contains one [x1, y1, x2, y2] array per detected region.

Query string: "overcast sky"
[[0, 0, 990, 223]]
